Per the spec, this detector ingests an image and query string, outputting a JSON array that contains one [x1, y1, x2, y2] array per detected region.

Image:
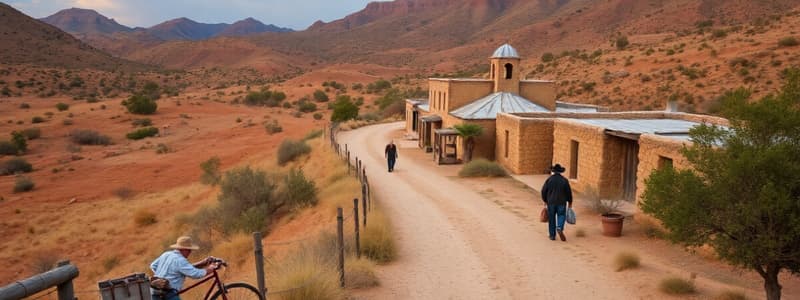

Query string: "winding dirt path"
[[340, 122, 635, 299]]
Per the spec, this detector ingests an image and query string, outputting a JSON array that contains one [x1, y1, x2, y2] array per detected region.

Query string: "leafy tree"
[[331, 95, 359, 122], [124, 95, 158, 115], [453, 123, 484, 162], [641, 69, 800, 300], [10, 131, 26, 154]]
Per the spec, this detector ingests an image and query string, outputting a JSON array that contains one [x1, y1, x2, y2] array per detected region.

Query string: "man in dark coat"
[[385, 140, 398, 172], [541, 164, 573, 241]]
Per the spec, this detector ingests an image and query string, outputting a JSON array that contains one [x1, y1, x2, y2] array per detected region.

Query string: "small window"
[[658, 156, 673, 169], [504, 63, 513, 79], [504, 130, 510, 158], [569, 140, 579, 179], [491, 64, 495, 79]]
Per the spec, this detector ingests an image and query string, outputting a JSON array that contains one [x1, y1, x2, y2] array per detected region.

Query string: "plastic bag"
[[566, 207, 576, 225]]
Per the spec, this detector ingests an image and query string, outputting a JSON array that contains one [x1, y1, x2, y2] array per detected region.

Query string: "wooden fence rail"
[[0, 260, 79, 300]]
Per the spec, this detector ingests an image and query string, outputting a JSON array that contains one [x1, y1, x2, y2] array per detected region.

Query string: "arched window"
[[504, 63, 513, 79]]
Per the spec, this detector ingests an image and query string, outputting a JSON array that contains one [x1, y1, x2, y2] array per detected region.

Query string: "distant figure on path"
[[541, 164, 573, 241], [385, 140, 398, 172], [150, 236, 219, 300]]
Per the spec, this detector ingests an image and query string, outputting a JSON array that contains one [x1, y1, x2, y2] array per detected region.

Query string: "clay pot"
[[601, 213, 625, 237]]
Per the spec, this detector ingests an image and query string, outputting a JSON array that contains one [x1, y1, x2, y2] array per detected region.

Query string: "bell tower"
[[490, 44, 521, 94]]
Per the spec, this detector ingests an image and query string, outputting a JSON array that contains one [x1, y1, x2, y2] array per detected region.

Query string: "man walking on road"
[[385, 140, 398, 172], [541, 164, 573, 241]]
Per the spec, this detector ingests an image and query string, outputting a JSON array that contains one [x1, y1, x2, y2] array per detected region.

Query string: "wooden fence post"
[[357, 159, 362, 181], [336, 207, 345, 288], [353, 199, 360, 259], [253, 232, 266, 297], [55, 261, 74, 300], [361, 183, 368, 227]]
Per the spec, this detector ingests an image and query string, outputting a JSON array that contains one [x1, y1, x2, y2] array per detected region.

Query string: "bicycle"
[[175, 258, 263, 300]]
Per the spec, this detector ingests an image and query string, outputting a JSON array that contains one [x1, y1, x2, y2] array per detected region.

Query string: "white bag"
[[566, 207, 576, 225]]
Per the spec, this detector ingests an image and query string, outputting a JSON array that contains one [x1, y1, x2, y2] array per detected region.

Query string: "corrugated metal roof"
[[570, 119, 700, 140], [556, 106, 599, 113], [450, 92, 550, 120], [491, 44, 520, 59], [418, 104, 430, 112]]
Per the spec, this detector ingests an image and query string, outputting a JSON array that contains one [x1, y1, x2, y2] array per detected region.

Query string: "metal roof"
[[418, 104, 430, 112], [555, 105, 600, 113], [491, 44, 520, 59], [435, 128, 459, 135], [421, 115, 442, 122], [450, 92, 551, 120], [570, 119, 700, 140]]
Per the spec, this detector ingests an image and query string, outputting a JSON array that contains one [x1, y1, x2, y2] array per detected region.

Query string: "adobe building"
[[405, 44, 729, 204]]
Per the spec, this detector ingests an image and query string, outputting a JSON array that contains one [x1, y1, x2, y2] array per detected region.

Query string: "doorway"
[[621, 140, 639, 201]]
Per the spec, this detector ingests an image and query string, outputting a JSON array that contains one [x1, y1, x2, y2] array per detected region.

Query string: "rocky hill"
[[40, 7, 131, 35], [218, 17, 293, 37]]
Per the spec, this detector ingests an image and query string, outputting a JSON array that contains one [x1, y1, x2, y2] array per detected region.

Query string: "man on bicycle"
[[150, 236, 219, 300]]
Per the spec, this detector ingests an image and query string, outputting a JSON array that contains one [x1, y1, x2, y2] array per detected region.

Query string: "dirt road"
[[339, 122, 634, 299]]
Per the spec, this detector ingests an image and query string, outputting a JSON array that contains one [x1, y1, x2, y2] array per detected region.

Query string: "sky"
[[7, 0, 376, 30]]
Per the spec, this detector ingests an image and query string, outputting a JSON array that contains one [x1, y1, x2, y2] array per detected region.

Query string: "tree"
[[124, 94, 158, 115], [641, 69, 800, 300], [330, 95, 359, 122], [453, 123, 484, 162]]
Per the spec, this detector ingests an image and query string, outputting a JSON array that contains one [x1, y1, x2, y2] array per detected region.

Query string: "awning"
[[435, 128, 459, 135], [421, 115, 442, 122]]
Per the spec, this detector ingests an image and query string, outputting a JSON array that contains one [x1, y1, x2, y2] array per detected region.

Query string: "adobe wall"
[[635, 134, 691, 203], [496, 113, 554, 174], [444, 80, 493, 111], [428, 80, 450, 114], [520, 80, 557, 111], [444, 115, 496, 160], [552, 119, 624, 199], [405, 102, 416, 135]]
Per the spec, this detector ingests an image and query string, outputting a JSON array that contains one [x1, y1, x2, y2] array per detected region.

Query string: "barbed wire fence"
[[250, 122, 375, 298]]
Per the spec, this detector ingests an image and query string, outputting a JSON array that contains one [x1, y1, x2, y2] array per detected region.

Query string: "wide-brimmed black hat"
[[551, 164, 566, 173]]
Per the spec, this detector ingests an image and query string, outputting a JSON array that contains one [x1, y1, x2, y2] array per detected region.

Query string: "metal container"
[[98, 273, 152, 300]]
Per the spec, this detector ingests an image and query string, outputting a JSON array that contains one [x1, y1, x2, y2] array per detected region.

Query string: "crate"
[[98, 273, 152, 300]]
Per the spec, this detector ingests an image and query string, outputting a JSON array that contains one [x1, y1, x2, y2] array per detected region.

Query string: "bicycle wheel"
[[210, 282, 264, 300]]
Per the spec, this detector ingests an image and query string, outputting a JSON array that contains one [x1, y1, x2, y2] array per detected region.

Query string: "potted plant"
[[585, 187, 626, 237]]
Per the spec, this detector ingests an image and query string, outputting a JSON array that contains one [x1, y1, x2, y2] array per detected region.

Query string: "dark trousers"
[[387, 158, 396, 171], [547, 204, 566, 239], [152, 289, 180, 300]]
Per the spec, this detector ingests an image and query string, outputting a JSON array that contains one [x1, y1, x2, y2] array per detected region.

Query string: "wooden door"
[[622, 140, 640, 201]]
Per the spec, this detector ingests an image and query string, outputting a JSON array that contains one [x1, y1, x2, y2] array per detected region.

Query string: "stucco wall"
[[552, 119, 624, 199], [520, 81, 557, 111], [447, 80, 493, 111], [635, 134, 691, 203], [443, 115, 496, 160], [496, 113, 554, 174]]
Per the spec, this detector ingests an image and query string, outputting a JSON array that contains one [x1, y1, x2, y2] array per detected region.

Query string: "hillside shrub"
[[458, 159, 507, 177], [31, 116, 45, 123], [778, 36, 799, 47], [217, 167, 279, 234], [22, 128, 41, 140], [714, 290, 747, 300], [19, 103, 30, 109], [131, 118, 152, 127], [13, 176, 35, 193], [0, 141, 18, 155], [312, 90, 329, 102], [265, 120, 283, 134], [313, 113, 323, 120], [615, 36, 629, 50], [55, 102, 69, 111], [126, 127, 159, 140], [297, 100, 317, 113], [541, 52, 555, 62], [200, 156, 221, 185], [134, 209, 157, 226], [331, 95, 359, 122], [1, 157, 33, 175], [70, 129, 111, 145], [282, 169, 317, 207], [124, 95, 157, 115], [659, 277, 695, 295], [113, 187, 136, 200], [277, 139, 311, 165]]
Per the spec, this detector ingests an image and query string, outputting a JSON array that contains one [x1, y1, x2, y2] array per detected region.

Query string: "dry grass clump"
[[637, 217, 666, 238], [277, 139, 311, 166], [613, 251, 641, 271], [360, 210, 396, 263], [266, 239, 345, 300], [458, 159, 507, 177], [13, 175, 35, 193], [714, 290, 747, 300], [345, 257, 379, 289], [659, 277, 696, 295], [28, 251, 60, 274], [133, 209, 157, 226], [70, 129, 111, 145], [113, 187, 136, 200]]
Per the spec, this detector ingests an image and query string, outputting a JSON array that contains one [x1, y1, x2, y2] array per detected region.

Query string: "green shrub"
[[70, 129, 111, 145], [217, 167, 279, 234], [312, 90, 329, 102], [13, 176, 35, 193], [31, 116, 45, 123], [615, 36, 629, 50], [298, 100, 317, 113], [131, 118, 152, 127], [200, 156, 221, 185], [541, 52, 555, 62], [659, 277, 696, 295], [283, 169, 317, 207], [313, 113, 323, 120], [0, 141, 18, 155], [614, 252, 641, 271], [11, 131, 26, 153], [55, 102, 69, 111], [22, 128, 40, 140], [265, 120, 283, 134], [124, 94, 157, 115], [126, 127, 159, 140], [712, 29, 727, 38], [458, 159, 507, 177], [331, 95, 359, 122], [1, 157, 33, 175], [277, 139, 311, 165], [778, 36, 798, 47]]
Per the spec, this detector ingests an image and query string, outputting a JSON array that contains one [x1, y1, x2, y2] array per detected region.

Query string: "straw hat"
[[170, 236, 200, 250]]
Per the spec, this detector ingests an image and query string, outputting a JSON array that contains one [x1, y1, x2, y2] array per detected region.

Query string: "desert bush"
[[265, 241, 344, 300], [313, 113, 323, 120], [778, 36, 799, 47], [29, 252, 60, 273], [19, 103, 30, 109], [313, 90, 329, 102], [714, 290, 747, 300], [217, 167, 279, 234], [22, 128, 40, 140], [62, 119, 74, 126], [361, 211, 396, 263], [71, 129, 111, 145], [638, 217, 666, 238], [200, 156, 221, 185], [277, 139, 311, 165], [712, 29, 728, 38], [0, 141, 18, 155], [345, 257, 379, 289], [155, 143, 170, 154], [615, 36, 629, 50], [134, 209, 157, 226], [659, 277, 696, 295], [541, 52, 555, 62], [113, 187, 136, 200], [131, 118, 152, 127], [331, 95, 359, 122], [458, 159, 507, 177], [264, 120, 283, 135], [55, 102, 69, 111], [13, 176, 35, 193], [282, 169, 318, 207], [103, 256, 120, 272], [614, 252, 641, 271], [126, 127, 159, 140], [11, 131, 26, 153], [1, 157, 33, 175], [123, 94, 157, 115], [298, 100, 317, 113], [31, 116, 45, 123]]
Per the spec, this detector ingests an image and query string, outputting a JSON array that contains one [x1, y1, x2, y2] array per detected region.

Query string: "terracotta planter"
[[601, 213, 625, 237]]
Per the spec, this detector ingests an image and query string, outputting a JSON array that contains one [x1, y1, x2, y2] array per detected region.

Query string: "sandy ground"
[[340, 122, 800, 300]]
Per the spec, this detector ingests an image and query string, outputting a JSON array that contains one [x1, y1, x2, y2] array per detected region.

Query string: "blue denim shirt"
[[150, 250, 207, 290]]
